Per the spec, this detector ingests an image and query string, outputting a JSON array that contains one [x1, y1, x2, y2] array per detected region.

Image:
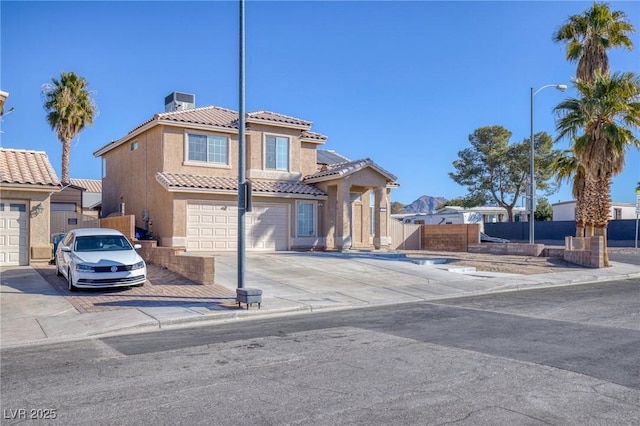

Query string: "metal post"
[[237, 0, 246, 289], [528, 84, 566, 245], [529, 87, 535, 244]]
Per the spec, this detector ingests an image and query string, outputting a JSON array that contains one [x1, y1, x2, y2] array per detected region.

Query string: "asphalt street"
[[2, 279, 638, 425]]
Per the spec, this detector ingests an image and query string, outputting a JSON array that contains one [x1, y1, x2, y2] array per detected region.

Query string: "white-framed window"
[[187, 133, 229, 164], [265, 135, 289, 170], [297, 201, 316, 237], [130, 141, 139, 151], [102, 158, 107, 178]]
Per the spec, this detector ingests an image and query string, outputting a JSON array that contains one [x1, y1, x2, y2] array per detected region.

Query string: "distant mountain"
[[403, 195, 448, 214]]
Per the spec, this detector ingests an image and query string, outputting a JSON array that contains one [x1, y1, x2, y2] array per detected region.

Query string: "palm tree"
[[553, 2, 634, 82], [555, 71, 640, 266], [553, 150, 588, 237], [42, 72, 96, 183]]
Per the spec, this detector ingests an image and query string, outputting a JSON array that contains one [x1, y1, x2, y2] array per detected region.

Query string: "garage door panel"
[[0, 201, 28, 266], [187, 203, 288, 251]]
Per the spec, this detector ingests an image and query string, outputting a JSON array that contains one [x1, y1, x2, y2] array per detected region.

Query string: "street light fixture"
[[529, 83, 567, 244]]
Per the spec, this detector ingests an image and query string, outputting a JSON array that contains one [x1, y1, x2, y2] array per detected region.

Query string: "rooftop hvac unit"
[[165, 92, 195, 112]]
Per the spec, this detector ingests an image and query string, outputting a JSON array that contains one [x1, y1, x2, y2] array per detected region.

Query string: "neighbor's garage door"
[[0, 201, 29, 266], [186, 203, 288, 251]]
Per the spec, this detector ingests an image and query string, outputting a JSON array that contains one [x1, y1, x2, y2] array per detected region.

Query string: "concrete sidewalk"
[[2, 251, 639, 349]]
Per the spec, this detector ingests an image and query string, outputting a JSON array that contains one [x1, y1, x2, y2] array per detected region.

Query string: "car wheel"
[[67, 269, 78, 292]]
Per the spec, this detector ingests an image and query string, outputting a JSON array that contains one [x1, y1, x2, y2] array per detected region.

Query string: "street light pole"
[[529, 83, 567, 244], [238, 0, 246, 288]]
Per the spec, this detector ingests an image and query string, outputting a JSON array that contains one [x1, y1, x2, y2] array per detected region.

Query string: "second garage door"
[[187, 203, 289, 251], [0, 201, 29, 266]]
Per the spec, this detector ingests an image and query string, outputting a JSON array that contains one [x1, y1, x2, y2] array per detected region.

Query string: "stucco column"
[[335, 180, 352, 250], [373, 186, 391, 249]]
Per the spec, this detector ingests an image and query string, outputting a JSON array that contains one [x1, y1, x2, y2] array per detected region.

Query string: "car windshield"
[[74, 235, 133, 252]]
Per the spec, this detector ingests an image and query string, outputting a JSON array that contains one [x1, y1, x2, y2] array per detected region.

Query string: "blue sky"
[[1, 0, 639, 206]]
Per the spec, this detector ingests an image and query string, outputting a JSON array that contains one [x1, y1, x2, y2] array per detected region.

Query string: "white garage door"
[[187, 203, 289, 251], [0, 201, 29, 266]]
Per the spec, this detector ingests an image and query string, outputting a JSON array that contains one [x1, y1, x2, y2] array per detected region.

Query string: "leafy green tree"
[[553, 2, 634, 83], [449, 125, 560, 222], [534, 197, 553, 221], [555, 71, 640, 266], [42, 72, 97, 183], [390, 201, 405, 214]]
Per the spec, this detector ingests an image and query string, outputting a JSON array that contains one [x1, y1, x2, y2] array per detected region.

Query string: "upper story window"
[[265, 136, 289, 170], [130, 141, 139, 151], [188, 134, 229, 165]]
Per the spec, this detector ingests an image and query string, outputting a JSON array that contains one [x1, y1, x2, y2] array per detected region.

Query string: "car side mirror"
[[61, 246, 71, 252], [133, 244, 142, 250]]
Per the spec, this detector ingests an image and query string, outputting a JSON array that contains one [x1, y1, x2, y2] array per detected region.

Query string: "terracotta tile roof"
[[131, 107, 316, 135], [247, 111, 312, 128], [70, 178, 102, 193], [96, 105, 327, 156], [304, 158, 398, 183], [301, 130, 328, 142], [0, 148, 61, 187], [156, 172, 326, 197], [131, 106, 239, 134]]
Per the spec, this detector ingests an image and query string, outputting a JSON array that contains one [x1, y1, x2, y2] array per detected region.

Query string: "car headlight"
[[76, 264, 95, 272], [131, 261, 145, 270]]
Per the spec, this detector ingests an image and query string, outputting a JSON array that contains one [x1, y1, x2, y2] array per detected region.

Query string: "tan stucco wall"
[[300, 142, 320, 177], [102, 126, 165, 231]]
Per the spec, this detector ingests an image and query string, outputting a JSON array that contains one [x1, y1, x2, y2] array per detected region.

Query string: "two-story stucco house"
[[94, 93, 398, 252]]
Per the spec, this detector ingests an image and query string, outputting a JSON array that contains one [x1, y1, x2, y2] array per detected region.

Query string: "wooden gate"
[[389, 220, 421, 250]]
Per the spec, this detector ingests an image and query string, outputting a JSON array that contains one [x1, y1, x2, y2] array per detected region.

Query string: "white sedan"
[[55, 228, 147, 292]]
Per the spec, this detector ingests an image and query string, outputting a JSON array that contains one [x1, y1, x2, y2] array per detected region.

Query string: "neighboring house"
[[436, 205, 527, 223], [70, 178, 102, 217], [552, 200, 637, 221], [49, 179, 102, 236], [94, 93, 398, 252], [0, 148, 61, 266], [392, 205, 527, 228], [392, 211, 483, 226], [50, 178, 102, 216]]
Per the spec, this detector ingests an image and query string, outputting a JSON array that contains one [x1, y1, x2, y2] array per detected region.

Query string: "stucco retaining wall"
[[563, 236, 604, 268], [136, 240, 215, 285]]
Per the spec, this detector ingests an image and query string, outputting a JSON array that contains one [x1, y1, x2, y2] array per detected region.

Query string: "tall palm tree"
[[553, 150, 588, 237], [553, 2, 634, 82], [555, 71, 640, 266], [553, 2, 634, 241], [42, 72, 96, 183]]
